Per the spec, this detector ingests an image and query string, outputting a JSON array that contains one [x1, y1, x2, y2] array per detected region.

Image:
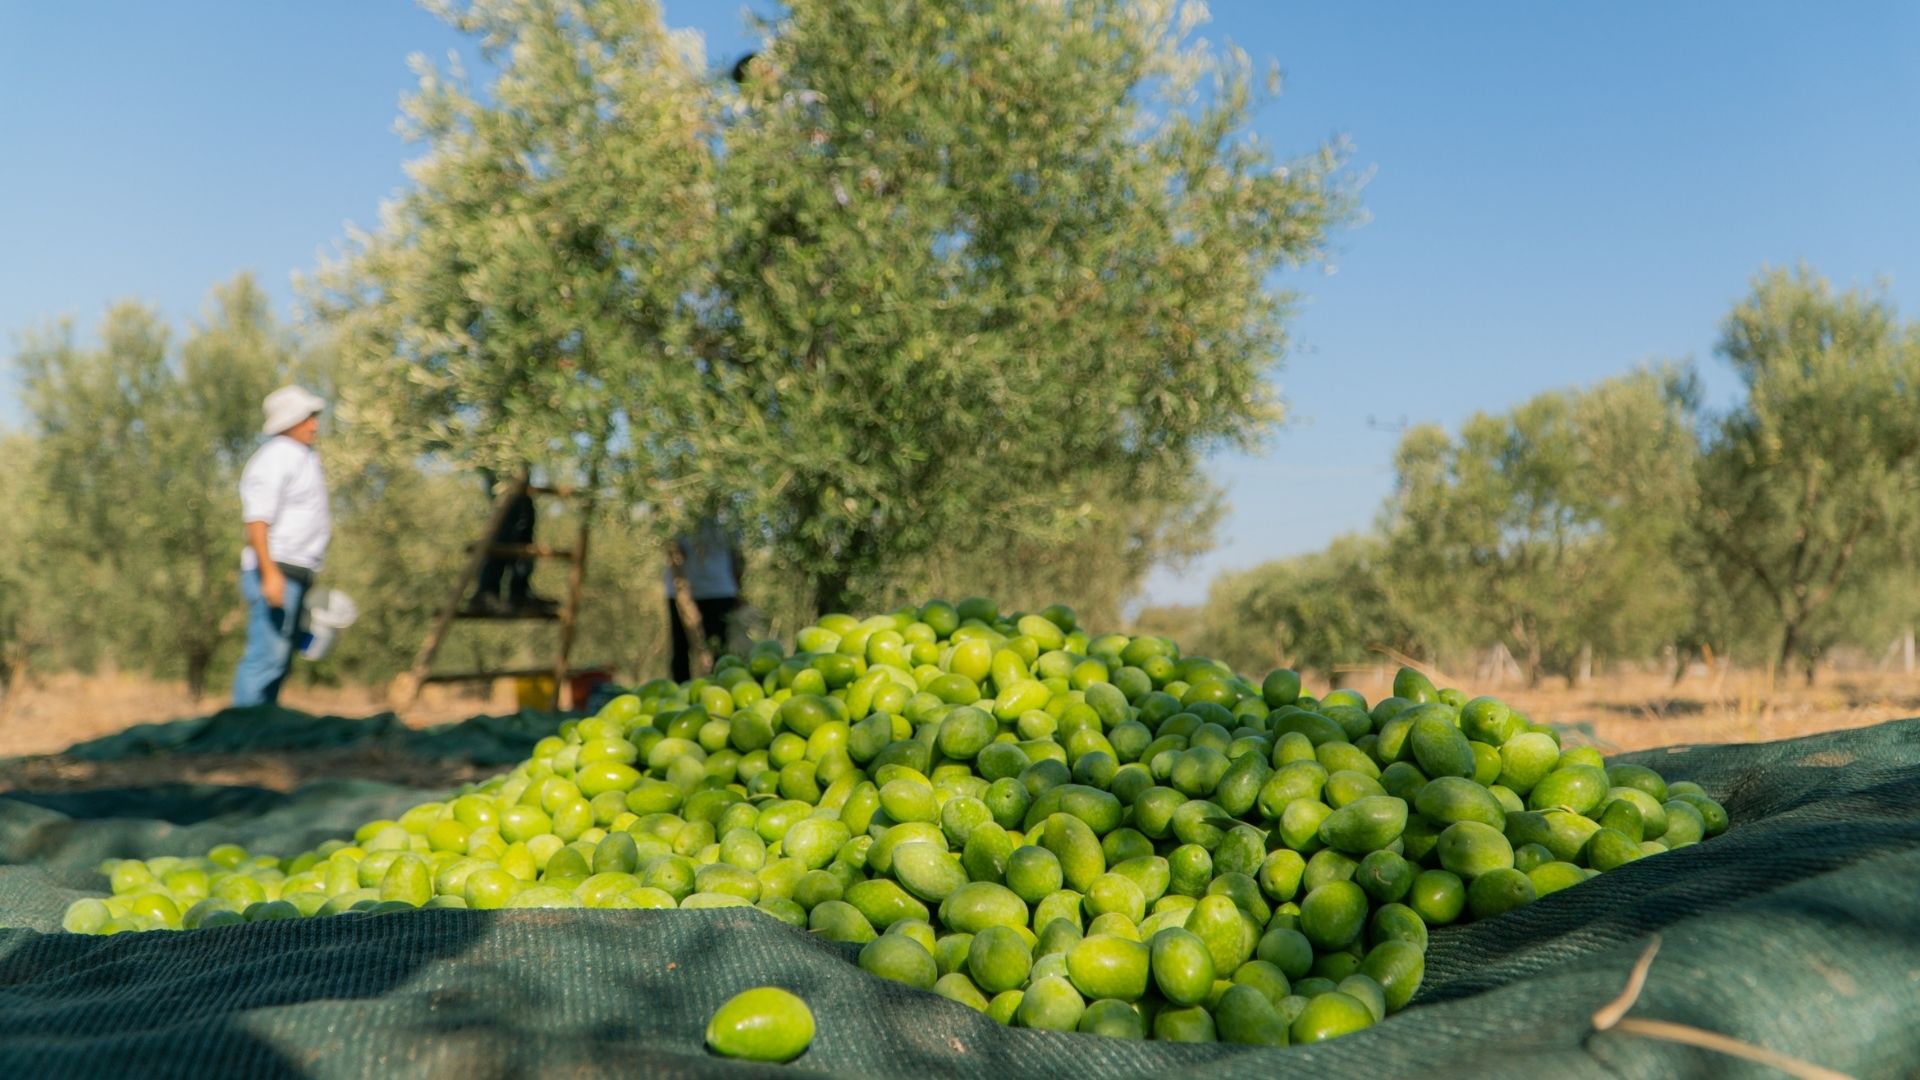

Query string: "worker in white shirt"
[[231, 386, 332, 707]]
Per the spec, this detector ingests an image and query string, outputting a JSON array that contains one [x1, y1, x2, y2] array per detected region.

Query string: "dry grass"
[[0, 670, 516, 759], [1330, 665, 1920, 753], [1, 665, 1914, 795]]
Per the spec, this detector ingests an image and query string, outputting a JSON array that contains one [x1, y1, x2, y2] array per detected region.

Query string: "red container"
[[568, 668, 614, 710]]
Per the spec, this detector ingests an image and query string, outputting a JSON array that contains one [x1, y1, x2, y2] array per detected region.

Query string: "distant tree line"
[[1144, 267, 1920, 687]]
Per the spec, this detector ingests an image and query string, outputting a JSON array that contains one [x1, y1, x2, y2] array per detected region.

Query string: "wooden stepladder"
[[391, 472, 593, 711]]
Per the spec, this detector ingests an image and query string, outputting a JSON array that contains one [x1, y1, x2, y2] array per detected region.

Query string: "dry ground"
[[0, 671, 523, 793], [0, 671, 516, 758], [1, 666, 1915, 795]]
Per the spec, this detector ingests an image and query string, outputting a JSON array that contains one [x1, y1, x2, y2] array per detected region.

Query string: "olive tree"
[[13, 276, 298, 697], [315, 0, 1352, 616], [1695, 267, 1920, 682], [1193, 534, 1427, 681], [1384, 368, 1699, 685]]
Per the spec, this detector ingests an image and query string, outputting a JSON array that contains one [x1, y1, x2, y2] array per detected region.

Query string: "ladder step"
[[455, 607, 564, 622], [419, 667, 594, 684], [398, 468, 594, 710], [464, 543, 575, 560]]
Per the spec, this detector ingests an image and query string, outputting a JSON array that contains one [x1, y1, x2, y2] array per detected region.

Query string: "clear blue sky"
[[4, 2, 1917, 607]]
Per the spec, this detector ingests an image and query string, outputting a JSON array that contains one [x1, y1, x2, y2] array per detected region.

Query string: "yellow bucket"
[[515, 675, 557, 709]]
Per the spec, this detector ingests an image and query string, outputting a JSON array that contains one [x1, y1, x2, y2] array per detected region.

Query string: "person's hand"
[[261, 564, 286, 609]]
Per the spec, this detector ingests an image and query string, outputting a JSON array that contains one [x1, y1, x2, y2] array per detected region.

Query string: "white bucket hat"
[[262, 385, 326, 435]]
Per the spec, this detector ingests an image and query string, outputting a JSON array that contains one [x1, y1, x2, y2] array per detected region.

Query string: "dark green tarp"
[[1, 718, 1916, 1079], [56, 705, 564, 767]]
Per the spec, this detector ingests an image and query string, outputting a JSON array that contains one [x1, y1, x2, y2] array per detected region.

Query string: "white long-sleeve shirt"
[[238, 435, 332, 573]]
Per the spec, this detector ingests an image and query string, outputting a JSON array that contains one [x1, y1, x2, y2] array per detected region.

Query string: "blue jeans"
[[232, 567, 308, 707]]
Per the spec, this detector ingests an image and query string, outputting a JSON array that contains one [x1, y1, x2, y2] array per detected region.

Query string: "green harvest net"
[[0, 715, 1915, 1079]]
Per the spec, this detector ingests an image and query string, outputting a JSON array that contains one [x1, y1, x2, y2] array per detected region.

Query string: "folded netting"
[[0, 718, 1915, 1079]]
